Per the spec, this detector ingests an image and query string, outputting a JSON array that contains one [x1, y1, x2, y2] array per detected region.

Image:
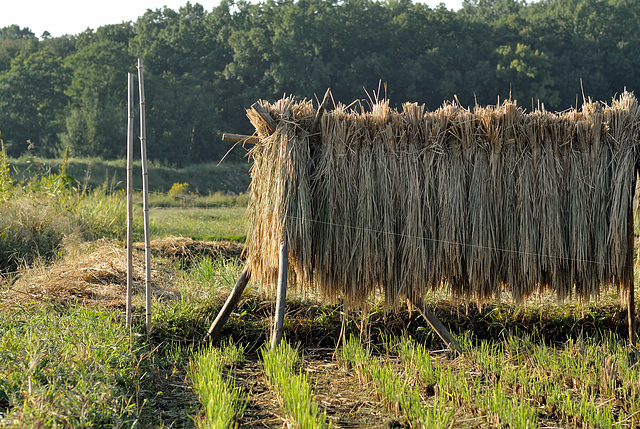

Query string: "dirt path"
[[233, 349, 401, 428]]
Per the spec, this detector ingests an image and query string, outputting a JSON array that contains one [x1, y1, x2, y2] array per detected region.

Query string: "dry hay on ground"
[[3, 237, 245, 307], [135, 236, 245, 266], [4, 239, 177, 307], [247, 92, 640, 308]]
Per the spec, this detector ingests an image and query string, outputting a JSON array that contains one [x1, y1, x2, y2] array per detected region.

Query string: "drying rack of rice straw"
[[204, 89, 640, 351]]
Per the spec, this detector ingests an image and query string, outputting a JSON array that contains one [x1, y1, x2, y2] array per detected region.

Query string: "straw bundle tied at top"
[[246, 92, 640, 309]]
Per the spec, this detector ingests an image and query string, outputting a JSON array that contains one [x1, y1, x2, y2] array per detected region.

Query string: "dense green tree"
[[131, 2, 227, 79], [495, 43, 559, 106], [1, 0, 640, 163], [0, 46, 70, 156], [61, 94, 122, 158], [129, 2, 246, 164], [61, 25, 135, 158], [0, 25, 37, 72]]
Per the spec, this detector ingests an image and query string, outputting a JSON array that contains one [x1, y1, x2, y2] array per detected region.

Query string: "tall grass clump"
[[0, 137, 11, 196], [189, 341, 247, 428], [0, 150, 129, 271], [74, 188, 128, 240], [262, 341, 331, 429], [0, 140, 71, 270], [184, 257, 243, 292]]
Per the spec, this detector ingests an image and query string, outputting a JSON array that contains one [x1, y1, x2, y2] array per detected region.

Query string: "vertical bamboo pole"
[[126, 73, 134, 328], [270, 240, 288, 349], [137, 59, 152, 333]]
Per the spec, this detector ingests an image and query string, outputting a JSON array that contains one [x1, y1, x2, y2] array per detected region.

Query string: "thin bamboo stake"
[[126, 73, 134, 328], [202, 264, 252, 343], [270, 241, 288, 349], [138, 58, 152, 333]]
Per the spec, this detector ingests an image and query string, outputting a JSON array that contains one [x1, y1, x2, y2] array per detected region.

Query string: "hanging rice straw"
[[246, 92, 640, 308]]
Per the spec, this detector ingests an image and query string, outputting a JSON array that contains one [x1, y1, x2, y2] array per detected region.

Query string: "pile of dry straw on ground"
[[246, 92, 640, 308]]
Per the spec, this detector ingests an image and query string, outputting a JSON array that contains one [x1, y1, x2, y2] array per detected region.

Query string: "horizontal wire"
[[285, 214, 636, 271]]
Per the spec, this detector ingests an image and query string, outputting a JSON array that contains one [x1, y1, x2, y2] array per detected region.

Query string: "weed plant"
[[0, 306, 140, 427], [341, 336, 454, 428], [262, 341, 331, 429], [189, 342, 247, 428]]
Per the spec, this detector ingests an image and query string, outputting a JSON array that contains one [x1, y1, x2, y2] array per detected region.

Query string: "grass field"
[[148, 206, 247, 242], [1, 159, 640, 428], [7, 156, 251, 195]]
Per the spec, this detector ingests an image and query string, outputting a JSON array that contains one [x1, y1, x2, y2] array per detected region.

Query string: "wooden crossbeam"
[[222, 133, 259, 144]]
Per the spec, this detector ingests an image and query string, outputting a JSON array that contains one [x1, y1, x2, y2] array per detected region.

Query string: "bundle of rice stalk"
[[517, 111, 545, 298], [435, 102, 471, 299], [605, 93, 639, 289], [245, 91, 640, 309]]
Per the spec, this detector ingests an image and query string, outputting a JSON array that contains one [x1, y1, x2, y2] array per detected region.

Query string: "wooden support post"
[[409, 296, 462, 354], [270, 241, 288, 349], [203, 264, 252, 343], [251, 102, 277, 133], [629, 279, 636, 346], [628, 200, 637, 346]]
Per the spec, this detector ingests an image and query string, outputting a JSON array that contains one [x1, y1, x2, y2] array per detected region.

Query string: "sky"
[[2, 0, 465, 38]]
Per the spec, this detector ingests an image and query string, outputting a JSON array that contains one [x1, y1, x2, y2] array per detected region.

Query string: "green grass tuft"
[[262, 341, 332, 429], [189, 341, 247, 428], [0, 306, 140, 427]]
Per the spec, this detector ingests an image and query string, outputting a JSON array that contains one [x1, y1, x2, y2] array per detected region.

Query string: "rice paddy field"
[[1, 155, 640, 428]]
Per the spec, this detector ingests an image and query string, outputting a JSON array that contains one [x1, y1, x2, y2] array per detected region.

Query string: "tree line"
[[0, 0, 638, 165]]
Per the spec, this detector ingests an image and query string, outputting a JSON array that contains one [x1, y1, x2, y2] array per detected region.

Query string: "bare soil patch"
[[233, 349, 401, 429]]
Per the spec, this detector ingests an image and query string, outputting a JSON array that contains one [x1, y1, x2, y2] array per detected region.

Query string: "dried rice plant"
[[246, 92, 640, 308], [8, 239, 178, 306]]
